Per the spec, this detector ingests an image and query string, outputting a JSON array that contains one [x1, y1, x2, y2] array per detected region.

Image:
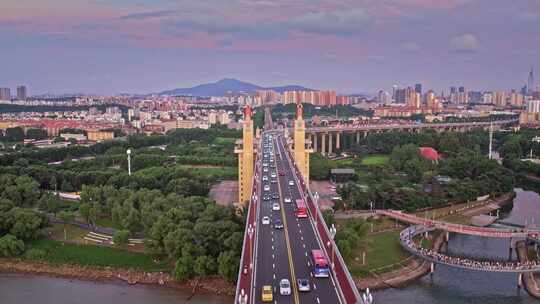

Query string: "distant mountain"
[[160, 78, 313, 96]]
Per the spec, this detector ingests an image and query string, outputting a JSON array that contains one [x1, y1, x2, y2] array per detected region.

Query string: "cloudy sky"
[[1, 0, 539, 95]]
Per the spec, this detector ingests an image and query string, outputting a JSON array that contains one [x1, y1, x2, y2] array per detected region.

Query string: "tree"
[[194, 255, 216, 276], [26, 128, 48, 140], [7, 208, 47, 240], [310, 153, 335, 180], [218, 250, 239, 282], [113, 229, 130, 246], [173, 253, 194, 281], [5, 127, 24, 142], [0, 234, 25, 257], [57, 211, 75, 240], [79, 203, 91, 224]]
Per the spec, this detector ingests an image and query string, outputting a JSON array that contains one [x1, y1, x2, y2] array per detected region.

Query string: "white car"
[[272, 203, 280, 211], [262, 175, 268, 181], [271, 172, 276, 178], [284, 197, 292, 203], [297, 279, 310, 292], [263, 167, 269, 172], [279, 279, 291, 296], [262, 216, 270, 225], [264, 185, 270, 191], [288, 180, 294, 186]]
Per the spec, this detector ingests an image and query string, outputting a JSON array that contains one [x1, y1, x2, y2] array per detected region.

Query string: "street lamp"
[[126, 149, 132, 176], [248, 224, 254, 270]]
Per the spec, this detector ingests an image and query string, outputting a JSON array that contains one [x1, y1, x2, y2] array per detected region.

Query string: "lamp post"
[[248, 224, 254, 270], [329, 224, 337, 270], [126, 149, 132, 176]]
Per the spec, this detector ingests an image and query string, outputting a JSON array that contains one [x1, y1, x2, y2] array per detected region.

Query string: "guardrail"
[[281, 135, 362, 304]]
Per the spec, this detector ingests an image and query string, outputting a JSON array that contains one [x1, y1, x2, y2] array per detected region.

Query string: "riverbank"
[[516, 241, 540, 299], [0, 259, 235, 297], [357, 230, 445, 290]]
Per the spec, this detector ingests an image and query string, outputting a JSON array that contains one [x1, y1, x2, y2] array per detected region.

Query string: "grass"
[[180, 165, 237, 179], [46, 223, 88, 242], [360, 155, 390, 166], [94, 217, 123, 230], [25, 239, 169, 272], [332, 158, 355, 167], [348, 230, 410, 277], [213, 137, 236, 145]]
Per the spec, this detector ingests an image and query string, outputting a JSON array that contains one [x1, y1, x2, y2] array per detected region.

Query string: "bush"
[[23, 248, 47, 260], [113, 230, 130, 246], [0, 234, 25, 257]]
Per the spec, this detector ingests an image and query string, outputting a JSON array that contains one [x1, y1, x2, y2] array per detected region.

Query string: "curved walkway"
[[379, 209, 540, 239], [400, 226, 540, 273]]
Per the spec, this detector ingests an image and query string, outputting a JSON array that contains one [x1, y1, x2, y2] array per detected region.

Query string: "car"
[[274, 219, 284, 229], [262, 175, 268, 181], [264, 185, 270, 191], [262, 285, 273, 302], [279, 171, 285, 176], [289, 180, 295, 186], [262, 216, 270, 225], [272, 194, 279, 199], [297, 279, 310, 292], [263, 167, 269, 173], [263, 163, 268, 167], [271, 172, 277, 178], [272, 203, 280, 211], [279, 279, 291, 296], [271, 179, 277, 184], [284, 197, 292, 203]]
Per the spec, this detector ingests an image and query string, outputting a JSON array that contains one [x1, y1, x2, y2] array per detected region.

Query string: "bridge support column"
[[518, 273, 523, 289], [328, 132, 333, 155], [445, 231, 450, 242], [321, 133, 326, 155], [336, 132, 341, 150], [430, 262, 435, 275], [364, 131, 368, 138], [356, 131, 360, 143], [313, 133, 318, 152]]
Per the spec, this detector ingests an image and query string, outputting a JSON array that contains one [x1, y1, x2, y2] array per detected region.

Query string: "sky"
[[0, 0, 539, 95]]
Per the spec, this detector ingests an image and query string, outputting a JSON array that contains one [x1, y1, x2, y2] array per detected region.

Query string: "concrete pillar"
[[336, 132, 341, 150], [321, 133, 326, 155], [445, 231, 450, 243], [430, 262, 435, 274], [313, 133, 318, 152], [518, 273, 523, 288], [356, 132, 360, 143], [328, 132, 333, 155]]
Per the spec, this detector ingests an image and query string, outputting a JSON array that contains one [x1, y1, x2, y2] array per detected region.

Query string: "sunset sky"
[[1, 0, 539, 95]]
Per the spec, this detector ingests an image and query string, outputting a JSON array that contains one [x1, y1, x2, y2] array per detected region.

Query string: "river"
[[2, 189, 539, 304], [375, 188, 540, 304]]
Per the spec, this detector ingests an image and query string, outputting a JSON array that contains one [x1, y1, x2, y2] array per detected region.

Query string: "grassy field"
[[95, 217, 124, 230], [46, 223, 88, 242], [360, 155, 390, 166], [179, 165, 237, 179], [348, 230, 410, 277], [332, 158, 355, 167], [25, 239, 169, 271]]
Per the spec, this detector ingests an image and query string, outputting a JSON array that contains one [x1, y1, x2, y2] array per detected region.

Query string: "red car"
[[279, 171, 285, 176]]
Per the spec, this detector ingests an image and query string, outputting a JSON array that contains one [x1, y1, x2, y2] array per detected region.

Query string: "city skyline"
[[1, 0, 539, 95]]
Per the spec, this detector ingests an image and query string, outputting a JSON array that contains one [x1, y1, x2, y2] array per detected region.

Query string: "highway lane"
[[253, 132, 295, 304], [273, 134, 342, 304]]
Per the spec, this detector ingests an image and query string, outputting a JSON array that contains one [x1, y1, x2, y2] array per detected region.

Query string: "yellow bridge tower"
[[293, 102, 313, 185], [235, 105, 255, 205]]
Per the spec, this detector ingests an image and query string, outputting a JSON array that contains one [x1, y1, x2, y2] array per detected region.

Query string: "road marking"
[[303, 244, 306, 248], [274, 139, 300, 304], [305, 252, 307, 257], [272, 237, 274, 243], [313, 283, 317, 290], [307, 261, 310, 266], [272, 254, 275, 259], [272, 245, 275, 251], [273, 263, 275, 269], [300, 236, 303, 241], [273, 273, 276, 279], [299, 229, 302, 234], [316, 297, 320, 304]]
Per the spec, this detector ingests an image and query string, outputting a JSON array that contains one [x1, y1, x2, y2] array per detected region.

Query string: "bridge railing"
[[234, 138, 261, 304], [281, 136, 362, 304]]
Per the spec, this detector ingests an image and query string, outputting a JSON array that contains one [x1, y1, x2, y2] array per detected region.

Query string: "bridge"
[[303, 119, 518, 155], [235, 104, 366, 304], [378, 209, 540, 239], [400, 225, 540, 273]]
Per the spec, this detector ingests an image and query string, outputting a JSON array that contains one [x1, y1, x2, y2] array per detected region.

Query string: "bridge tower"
[[293, 102, 313, 184], [235, 105, 255, 205]]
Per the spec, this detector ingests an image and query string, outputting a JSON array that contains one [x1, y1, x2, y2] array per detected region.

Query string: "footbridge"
[[378, 209, 540, 239], [400, 225, 540, 273]]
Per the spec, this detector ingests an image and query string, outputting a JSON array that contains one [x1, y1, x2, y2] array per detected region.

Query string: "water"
[[0, 274, 230, 304], [2, 189, 540, 304], [375, 188, 540, 303]]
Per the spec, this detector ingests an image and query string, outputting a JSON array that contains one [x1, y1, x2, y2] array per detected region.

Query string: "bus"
[[295, 199, 308, 218], [311, 250, 330, 277]]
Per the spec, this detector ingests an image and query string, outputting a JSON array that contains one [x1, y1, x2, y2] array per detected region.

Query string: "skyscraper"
[[0, 88, 11, 101], [16, 85, 27, 100], [414, 83, 422, 95], [528, 67, 535, 95]]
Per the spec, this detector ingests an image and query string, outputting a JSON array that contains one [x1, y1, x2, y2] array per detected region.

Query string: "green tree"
[[174, 253, 194, 281], [5, 127, 25, 142], [7, 208, 47, 240], [113, 229, 130, 246], [26, 128, 48, 140], [217, 250, 239, 282], [0, 234, 25, 257]]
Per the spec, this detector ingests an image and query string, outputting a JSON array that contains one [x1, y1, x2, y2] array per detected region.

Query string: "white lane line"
[[305, 252, 307, 257], [303, 244, 306, 248], [299, 229, 302, 234], [297, 223, 300, 228], [273, 273, 276, 280], [307, 261, 310, 267], [310, 272, 313, 278], [313, 283, 317, 290], [272, 245, 275, 251], [272, 254, 275, 259], [316, 297, 320, 304], [300, 236, 303, 241], [272, 263, 275, 269], [272, 237, 274, 243]]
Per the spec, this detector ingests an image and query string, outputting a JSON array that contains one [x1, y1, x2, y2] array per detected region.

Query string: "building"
[[394, 88, 409, 103], [414, 83, 422, 95], [0, 88, 10, 101], [235, 105, 255, 205], [509, 90, 523, 107], [377, 90, 392, 104], [16, 86, 27, 100], [407, 91, 421, 108], [520, 100, 540, 124], [493, 91, 507, 107], [87, 130, 114, 141]]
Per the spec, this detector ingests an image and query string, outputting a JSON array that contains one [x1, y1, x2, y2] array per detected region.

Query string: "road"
[[252, 130, 341, 303]]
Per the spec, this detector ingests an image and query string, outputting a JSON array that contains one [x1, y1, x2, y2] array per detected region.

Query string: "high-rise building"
[[414, 83, 422, 95], [509, 90, 524, 107], [493, 91, 507, 107], [377, 90, 392, 104], [528, 68, 535, 95], [407, 91, 421, 108], [394, 88, 409, 103], [527, 100, 540, 113], [0, 88, 10, 101], [426, 90, 436, 108], [16, 85, 27, 100], [468, 91, 482, 103]]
